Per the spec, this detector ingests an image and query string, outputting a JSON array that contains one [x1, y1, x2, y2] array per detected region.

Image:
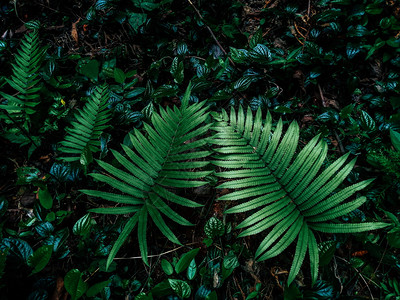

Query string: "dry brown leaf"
[[71, 18, 81, 46], [50, 277, 65, 300], [301, 114, 314, 123]]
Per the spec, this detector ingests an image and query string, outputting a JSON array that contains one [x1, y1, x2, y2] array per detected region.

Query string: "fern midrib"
[[231, 120, 307, 218], [76, 93, 104, 149], [19, 41, 40, 92], [153, 108, 186, 189]]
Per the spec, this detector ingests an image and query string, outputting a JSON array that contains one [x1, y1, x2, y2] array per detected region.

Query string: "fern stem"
[[3, 110, 39, 148]]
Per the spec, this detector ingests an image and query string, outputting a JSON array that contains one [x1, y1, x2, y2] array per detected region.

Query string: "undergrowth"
[[1, 0, 400, 299]]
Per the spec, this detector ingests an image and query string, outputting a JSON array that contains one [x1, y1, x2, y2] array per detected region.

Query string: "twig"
[[333, 257, 344, 294], [317, 84, 345, 153], [371, 242, 388, 284], [187, 0, 236, 66], [318, 84, 327, 107], [37, 3, 61, 14], [3, 110, 39, 149], [114, 242, 198, 260], [307, 0, 311, 17], [234, 276, 246, 300], [336, 256, 376, 300], [334, 130, 345, 154], [294, 22, 307, 39], [84, 268, 99, 283], [186, 55, 206, 61]]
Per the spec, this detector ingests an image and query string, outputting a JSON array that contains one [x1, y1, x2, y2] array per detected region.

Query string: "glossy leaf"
[[28, 245, 53, 274], [114, 68, 126, 83], [86, 280, 111, 297], [390, 129, 400, 152], [187, 259, 197, 280], [161, 259, 174, 275], [360, 110, 376, 131], [73, 213, 93, 236], [204, 217, 224, 238], [80, 60, 99, 80], [64, 269, 88, 300], [128, 13, 147, 32], [38, 187, 53, 209], [175, 248, 200, 274], [168, 279, 191, 299]]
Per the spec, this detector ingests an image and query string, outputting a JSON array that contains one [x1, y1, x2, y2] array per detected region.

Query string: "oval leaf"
[[73, 213, 93, 236], [168, 279, 191, 299], [175, 248, 200, 274], [187, 258, 197, 280], [161, 259, 174, 275], [390, 129, 400, 152], [114, 68, 126, 84], [28, 245, 53, 274], [38, 187, 53, 209], [64, 269, 88, 300], [86, 280, 110, 297], [204, 217, 224, 238]]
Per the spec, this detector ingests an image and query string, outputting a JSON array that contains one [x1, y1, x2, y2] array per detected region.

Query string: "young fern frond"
[[59, 84, 112, 167], [81, 85, 211, 268], [0, 30, 46, 128], [212, 106, 389, 286]]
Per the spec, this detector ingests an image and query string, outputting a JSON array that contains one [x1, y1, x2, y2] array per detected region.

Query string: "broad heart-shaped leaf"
[[211, 106, 389, 286], [82, 84, 210, 268], [204, 216, 224, 238], [64, 269, 88, 300], [168, 279, 191, 299], [73, 213, 93, 236]]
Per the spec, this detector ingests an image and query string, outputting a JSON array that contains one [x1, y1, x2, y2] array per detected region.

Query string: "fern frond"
[[82, 85, 210, 268], [212, 106, 389, 285], [59, 84, 111, 166], [0, 30, 45, 127]]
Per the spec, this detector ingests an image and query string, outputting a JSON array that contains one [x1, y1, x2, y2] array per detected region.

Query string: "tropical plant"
[[0, 29, 45, 123], [58, 84, 112, 168], [81, 85, 212, 267], [211, 106, 389, 285], [0, 29, 46, 149]]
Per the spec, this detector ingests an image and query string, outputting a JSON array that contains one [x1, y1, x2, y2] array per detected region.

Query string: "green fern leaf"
[[82, 84, 210, 268], [212, 106, 389, 286], [0, 29, 46, 133], [59, 84, 112, 167]]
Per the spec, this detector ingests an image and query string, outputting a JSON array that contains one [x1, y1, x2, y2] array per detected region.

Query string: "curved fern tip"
[[181, 82, 192, 109]]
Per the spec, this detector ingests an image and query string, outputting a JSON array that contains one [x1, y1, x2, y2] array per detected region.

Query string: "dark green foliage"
[[0, 29, 46, 153], [58, 84, 112, 167], [212, 106, 388, 285], [0, 30, 45, 124], [369, 149, 400, 180], [1, 0, 399, 298], [81, 86, 211, 267]]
